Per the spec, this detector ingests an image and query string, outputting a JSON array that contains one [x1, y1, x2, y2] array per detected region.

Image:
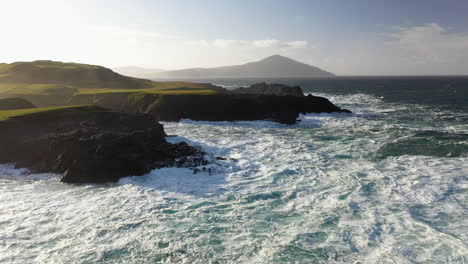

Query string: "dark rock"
[[109, 83, 349, 124], [143, 94, 350, 125], [0, 97, 36, 110], [13, 84, 350, 125], [0, 106, 206, 183], [231, 82, 304, 97]]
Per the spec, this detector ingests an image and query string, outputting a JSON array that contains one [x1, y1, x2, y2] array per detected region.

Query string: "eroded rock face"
[[0, 97, 36, 110], [143, 94, 350, 125], [0, 106, 205, 183], [231, 82, 304, 97]]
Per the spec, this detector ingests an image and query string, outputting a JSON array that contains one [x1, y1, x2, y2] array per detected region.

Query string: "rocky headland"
[[0, 106, 206, 183], [0, 60, 351, 183], [229, 82, 305, 97], [63, 83, 350, 125]]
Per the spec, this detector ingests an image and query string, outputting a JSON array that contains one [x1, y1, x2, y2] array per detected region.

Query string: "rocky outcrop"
[[63, 85, 350, 125], [0, 106, 206, 183], [231, 82, 304, 97], [0, 97, 36, 110], [120, 93, 350, 125], [7, 83, 350, 125]]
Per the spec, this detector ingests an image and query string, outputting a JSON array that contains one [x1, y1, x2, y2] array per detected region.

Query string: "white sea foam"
[[213, 84, 241, 89], [0, 164, 59, 181], [1, 90, 467, 263]]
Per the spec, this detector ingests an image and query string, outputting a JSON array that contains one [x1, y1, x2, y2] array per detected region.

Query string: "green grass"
[[77, 81, 212, 93], [0, 63, 10, 73], [143, 89, 218, 95], [0, 105, 91, 121], [0, 61, 220, 97], [0, 81, 217, 95], [1, 60, 101, 71], [34, 61, 101, 70], [0, 83, 61, 95]]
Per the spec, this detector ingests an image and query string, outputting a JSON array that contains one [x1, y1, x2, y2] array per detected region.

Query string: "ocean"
[[1, 76, 467, 263]]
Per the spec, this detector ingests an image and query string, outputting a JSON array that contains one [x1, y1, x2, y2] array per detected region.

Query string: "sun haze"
[[1, 0, 468, 75]]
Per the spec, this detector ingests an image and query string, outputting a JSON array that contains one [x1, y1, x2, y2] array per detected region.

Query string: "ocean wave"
[[0, 164, 59, 181], [1, 89, 467, 263], [118, 167, 228, 198]]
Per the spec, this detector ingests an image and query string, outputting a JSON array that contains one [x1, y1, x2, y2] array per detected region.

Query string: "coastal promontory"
[[0, 60, 351, 183], [0, 106, 206, 183]]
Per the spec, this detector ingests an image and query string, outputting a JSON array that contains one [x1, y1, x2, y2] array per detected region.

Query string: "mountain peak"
[[153, 55, 335, 78], [261, 54, 292, 61]]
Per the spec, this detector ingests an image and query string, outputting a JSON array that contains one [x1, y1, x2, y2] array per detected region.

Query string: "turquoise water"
[[1, 77, 467, 263]]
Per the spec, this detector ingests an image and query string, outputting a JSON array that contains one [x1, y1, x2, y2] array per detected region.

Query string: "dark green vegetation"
[[0, 97, 35, 110]]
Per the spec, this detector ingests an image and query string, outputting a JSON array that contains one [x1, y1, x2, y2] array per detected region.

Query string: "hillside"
[[0, 61, 221, 98], [154, 55, 335, 78], [0, 60, 153, 89]]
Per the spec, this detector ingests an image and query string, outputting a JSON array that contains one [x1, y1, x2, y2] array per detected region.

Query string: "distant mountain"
[[112, 66, 165, 79], [154, 55, 335, 78]]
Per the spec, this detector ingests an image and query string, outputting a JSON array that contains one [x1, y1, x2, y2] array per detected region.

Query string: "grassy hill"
[[0, 105, 92, 121], [0, 60, 153, 89], [0, 60, 220, 97]]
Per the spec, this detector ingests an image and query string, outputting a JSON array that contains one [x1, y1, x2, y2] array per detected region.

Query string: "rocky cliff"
[[0, 106, 206, 183], [65, 92, 349, 125], [231, 82, 304, 97], [0, 97, 36, 110], [61, 83, 351, 125]]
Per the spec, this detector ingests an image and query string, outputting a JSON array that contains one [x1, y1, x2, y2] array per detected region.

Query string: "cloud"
[[89, 26, 309, 50], [213, 38, 308, 49], [252, 39, 280, 48], [386, 23, 468, 63], [213, 39, 251, 48], [286, 40, 309, 49], [90, 26, 184, 40], [185, 40, 210, 46]]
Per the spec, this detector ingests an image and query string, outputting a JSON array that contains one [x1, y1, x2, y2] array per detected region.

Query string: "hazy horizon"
[[2, 0, 468, 75]]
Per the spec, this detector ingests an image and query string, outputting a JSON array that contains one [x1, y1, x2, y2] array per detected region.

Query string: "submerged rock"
[[0, 106, 205, 183]]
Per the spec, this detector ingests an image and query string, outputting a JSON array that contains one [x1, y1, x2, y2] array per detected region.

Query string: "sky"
[[1, 0, 468, 75]]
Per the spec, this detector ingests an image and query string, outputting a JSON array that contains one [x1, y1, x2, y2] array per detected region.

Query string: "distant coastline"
[[115, 55, 335, 79]]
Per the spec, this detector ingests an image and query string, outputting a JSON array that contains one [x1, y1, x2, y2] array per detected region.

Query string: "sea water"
[[1, 77, 467, 263]]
